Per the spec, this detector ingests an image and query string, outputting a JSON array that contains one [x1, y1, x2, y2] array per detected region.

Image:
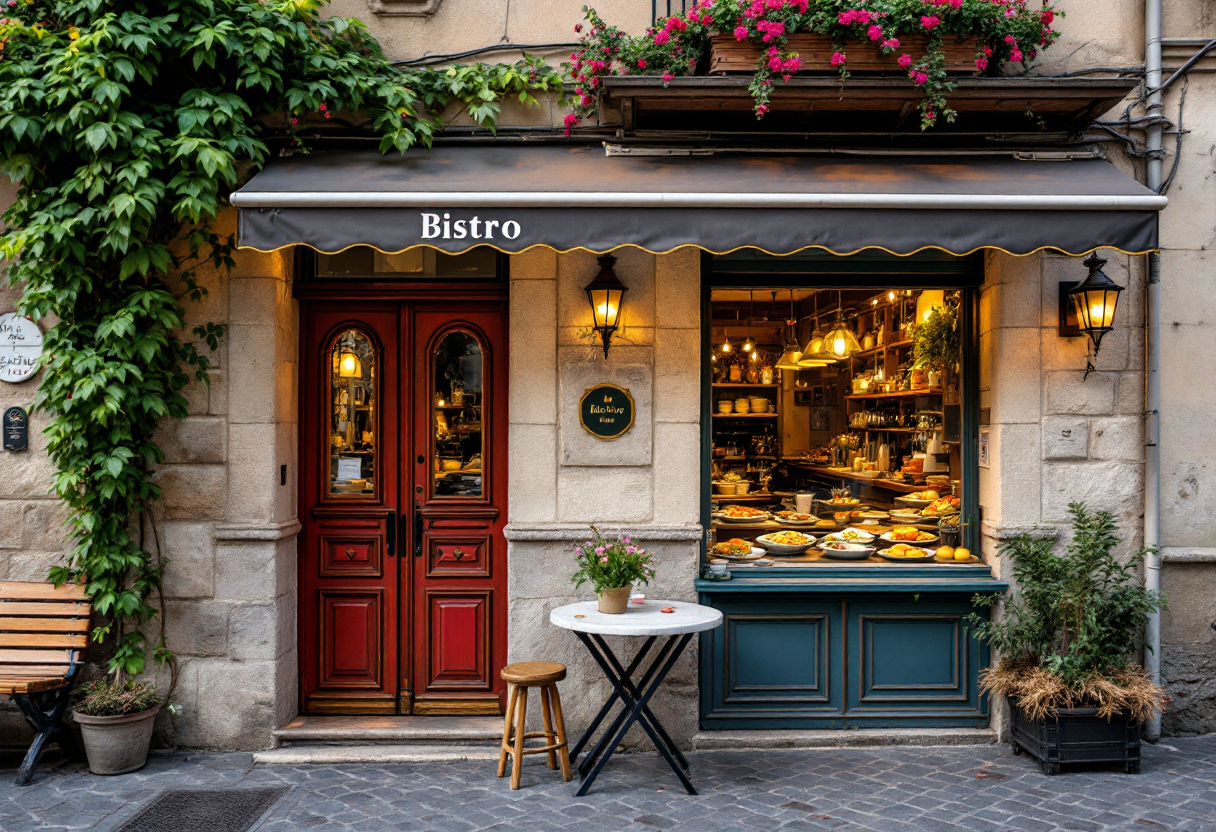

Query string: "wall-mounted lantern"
[[585, 254, 627, 359], [1067, 255, 1124, 354]]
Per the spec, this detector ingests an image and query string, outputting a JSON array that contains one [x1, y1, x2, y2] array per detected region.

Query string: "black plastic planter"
[[1009, 698, 1141, 775]]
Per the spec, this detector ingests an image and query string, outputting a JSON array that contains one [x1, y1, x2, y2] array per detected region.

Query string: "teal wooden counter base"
[[697, 574, 1007, 731]]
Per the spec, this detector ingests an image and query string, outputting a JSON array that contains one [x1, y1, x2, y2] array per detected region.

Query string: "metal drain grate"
[[114, 787, 287, 832]]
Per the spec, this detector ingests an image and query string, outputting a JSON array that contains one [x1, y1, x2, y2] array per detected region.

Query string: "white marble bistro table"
[[550, 599, 723, 796]]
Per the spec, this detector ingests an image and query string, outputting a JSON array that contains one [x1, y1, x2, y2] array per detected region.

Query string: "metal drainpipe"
[[1144, 0, 1163, 743]]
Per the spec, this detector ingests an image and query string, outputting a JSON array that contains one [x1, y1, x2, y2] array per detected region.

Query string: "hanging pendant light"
[[775, 289, 804, 370], [822, 290, 861, 358], [742, 291, 756, 353], [799, 291, 835, 366]]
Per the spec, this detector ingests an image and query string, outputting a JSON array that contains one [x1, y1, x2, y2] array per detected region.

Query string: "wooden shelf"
[[712, 383, 779, 388], [846, 388, 943, 401], [713, 413, 777, 418], [850, 339, 913, 359]]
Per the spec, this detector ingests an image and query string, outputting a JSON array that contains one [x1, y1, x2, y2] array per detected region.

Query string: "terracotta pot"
[[597, 585, 633, 615], [74, 705, 160, 775], [708, 34, 980, 75]]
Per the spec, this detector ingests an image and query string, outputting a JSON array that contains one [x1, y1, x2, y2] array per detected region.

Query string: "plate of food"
[[822, 527, 876, 544], [889, 507, 923, 519], [878, 544, 937, 562], [880, 526, 940, 545], [817, 541, 875, 560], [774, 511, 821, 527], [710, 538, 768, 560], [859, 510, 890, 520], [933, 545, 979, 564], [895, 489, 941, 507], [713, 505, 772, 523], [755, 531, 816, 555], [922, 495, 962, 517]]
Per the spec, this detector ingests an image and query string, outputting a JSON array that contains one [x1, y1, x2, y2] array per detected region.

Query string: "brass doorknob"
[[452, 547, 465, 561], [344, 547, 357, 560]]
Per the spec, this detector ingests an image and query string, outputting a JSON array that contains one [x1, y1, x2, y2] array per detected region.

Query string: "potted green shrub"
[[572, 526, 656, 614], [73, 679, 162, 775], [971, 502, 1166, 775]]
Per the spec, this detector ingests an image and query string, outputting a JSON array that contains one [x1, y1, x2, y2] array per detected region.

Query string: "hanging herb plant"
[[567, 0, 1060, 131], [0, 0, 563, 680], [911, 296, 959, 373]]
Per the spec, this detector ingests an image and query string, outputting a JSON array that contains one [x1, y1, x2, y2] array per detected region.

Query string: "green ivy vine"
[[0, 0, 565, 679]]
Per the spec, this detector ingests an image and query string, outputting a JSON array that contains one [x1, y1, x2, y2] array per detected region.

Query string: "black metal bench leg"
[[14, 684, 75, 787]]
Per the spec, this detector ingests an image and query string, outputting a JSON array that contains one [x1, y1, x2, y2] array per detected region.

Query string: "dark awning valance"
[[231, 145, 1164, 257]]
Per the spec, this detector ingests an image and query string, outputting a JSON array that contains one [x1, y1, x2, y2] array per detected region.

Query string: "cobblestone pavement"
[[1, 735, 1214, 831]]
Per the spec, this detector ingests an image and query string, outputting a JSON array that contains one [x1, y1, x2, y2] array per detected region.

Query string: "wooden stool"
[[497, 661, 571, 789]]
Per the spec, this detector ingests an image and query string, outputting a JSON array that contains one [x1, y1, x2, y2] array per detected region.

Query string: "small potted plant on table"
[[572, 526, 656, 614], [73, 678, 163, 775], [971, 502, 1166, 775]]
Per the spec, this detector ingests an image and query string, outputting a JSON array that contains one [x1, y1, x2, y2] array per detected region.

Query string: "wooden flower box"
[[1009, 699, 1142, 775], [707, 34, 981, 75]]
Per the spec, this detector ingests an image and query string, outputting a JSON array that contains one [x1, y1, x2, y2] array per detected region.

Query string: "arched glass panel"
[[329, 329, 376, 497], [432, 331, 483, 498]]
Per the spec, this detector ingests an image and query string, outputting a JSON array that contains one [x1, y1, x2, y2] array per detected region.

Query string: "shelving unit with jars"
[[710, 347, 780, 500]]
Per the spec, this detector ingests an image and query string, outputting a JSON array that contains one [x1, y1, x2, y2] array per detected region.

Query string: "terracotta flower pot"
[[597, 585, 633, 614], [74, 705, 160, 776]]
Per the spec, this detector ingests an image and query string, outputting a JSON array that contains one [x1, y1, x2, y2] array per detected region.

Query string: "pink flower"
[[782, 56, 802, 72], [769, 55, 783, 70], [637, 58, 647, 69], [1004, 35, 1016, 44], [897, 53, 913, 68], [574, 23, 583, 33], [867, 24, 883, 42], [984, 46, 993, 57], [734, 25, 749, 40], [837, 9, 872, 25], [594, 546, 605, 554], [766, 0, 783, 9], [1041, 9, 1054, 25], [1010, 47, 1023, 61], [702, 15, 713, 24], [920, 15, 940, 29], [975, 57, 988, 70], [662, 72, 674, 81], [562, 113, 580, 136], [949, 0, 962, 8], [600, 556, 609, 563], [687, 10, 700, 23], [830, 51, 846, 67], [912, 71, 928, 85], [756, 103, 769, 116], [654, 30, 670, 45], [882, 39, 900, 49]]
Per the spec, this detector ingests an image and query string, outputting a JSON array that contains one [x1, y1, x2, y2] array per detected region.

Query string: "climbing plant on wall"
[[0, 0, 564, 679]]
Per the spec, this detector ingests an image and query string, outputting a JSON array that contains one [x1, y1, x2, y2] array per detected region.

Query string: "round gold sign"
[[579, 384, 635, 441]]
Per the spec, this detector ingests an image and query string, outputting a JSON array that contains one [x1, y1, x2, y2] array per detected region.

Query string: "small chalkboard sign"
[[579, 384, 635, 441], [3, 406, 28, 451]]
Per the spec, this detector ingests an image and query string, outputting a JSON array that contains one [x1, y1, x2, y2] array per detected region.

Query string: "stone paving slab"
[[0, 735, 1213, 831]]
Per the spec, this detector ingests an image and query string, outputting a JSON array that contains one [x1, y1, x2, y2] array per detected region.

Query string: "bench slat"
[[0, 648, 76, 664], [0, 633, 88, 649], [0, 664, 72, 676], [0, 581, 89, 601], [0, 617, 90, 634], [0, 601, 91, 617], [0, 678, 69, 695]]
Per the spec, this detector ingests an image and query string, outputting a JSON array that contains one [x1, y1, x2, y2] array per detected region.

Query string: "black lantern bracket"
[[584, 254, 628, 360]]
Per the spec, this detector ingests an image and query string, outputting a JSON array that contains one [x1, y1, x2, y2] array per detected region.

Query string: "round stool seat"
[[501, 661, 566, 685]]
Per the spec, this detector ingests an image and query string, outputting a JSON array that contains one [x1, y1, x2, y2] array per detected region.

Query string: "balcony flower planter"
[[707, 34, 980, 75], [1009, 698, 1141, 775]]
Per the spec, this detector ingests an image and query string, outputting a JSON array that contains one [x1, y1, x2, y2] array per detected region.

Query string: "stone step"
[[272, 715, 503, 747], [693, 727, 997, 751], [254, 744, 501, 765]]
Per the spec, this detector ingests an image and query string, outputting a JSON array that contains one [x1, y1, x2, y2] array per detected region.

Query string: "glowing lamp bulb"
[[833, 336, 847, 356]]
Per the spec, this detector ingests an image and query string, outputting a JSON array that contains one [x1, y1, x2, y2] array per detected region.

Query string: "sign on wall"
[[579, 384, 635, 441], [3, 407, 28, 452], [0, 313, 43, 383]]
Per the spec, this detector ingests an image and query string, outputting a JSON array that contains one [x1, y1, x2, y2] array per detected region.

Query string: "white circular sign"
[[0, 313, 43, 383]]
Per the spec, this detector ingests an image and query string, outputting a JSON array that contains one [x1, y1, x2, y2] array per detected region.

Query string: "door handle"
[[414, 500, 424, 558], [386, 509, 396, 557]]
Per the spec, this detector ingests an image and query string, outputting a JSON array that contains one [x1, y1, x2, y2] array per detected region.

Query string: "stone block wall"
[[505, 247, 703, 750]]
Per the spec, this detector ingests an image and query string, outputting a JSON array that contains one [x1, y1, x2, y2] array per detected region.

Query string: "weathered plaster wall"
[[505, 247, 702, 750]]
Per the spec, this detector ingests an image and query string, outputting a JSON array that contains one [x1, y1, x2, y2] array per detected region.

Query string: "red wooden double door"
[[299, 300, 507, 715]]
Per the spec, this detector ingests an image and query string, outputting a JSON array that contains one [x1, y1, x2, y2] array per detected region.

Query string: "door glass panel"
[[433, 331, 483, 498], [329, 329, 376, 497]]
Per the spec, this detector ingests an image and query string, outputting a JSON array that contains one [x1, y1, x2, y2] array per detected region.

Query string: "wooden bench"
[[0, 580, 90, 786]]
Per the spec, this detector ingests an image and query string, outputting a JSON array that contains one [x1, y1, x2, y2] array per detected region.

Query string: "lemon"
[[936, 545, 955, 560], [954, 547, 972, 561]]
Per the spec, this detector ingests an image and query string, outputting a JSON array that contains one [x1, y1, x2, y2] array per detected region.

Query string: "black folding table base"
[[568, 631, 697, 796]]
